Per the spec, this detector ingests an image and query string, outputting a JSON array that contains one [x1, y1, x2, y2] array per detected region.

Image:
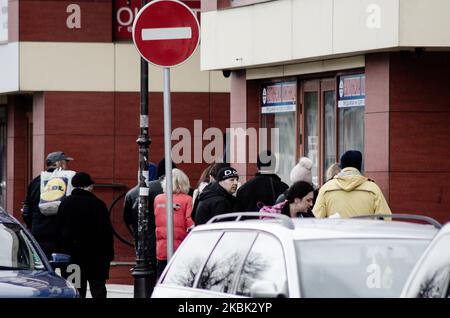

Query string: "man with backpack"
[[22, 151, 74, 259]]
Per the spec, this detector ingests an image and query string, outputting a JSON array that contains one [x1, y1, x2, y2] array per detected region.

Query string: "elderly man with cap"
[[56, 172, 114, 298], [313, 150, 391, 218], [22, 151, 74, 259], [195, 167, 239, 225]]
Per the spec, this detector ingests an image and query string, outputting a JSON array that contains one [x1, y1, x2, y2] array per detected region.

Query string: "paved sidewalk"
[[86, 284, 134, 298]]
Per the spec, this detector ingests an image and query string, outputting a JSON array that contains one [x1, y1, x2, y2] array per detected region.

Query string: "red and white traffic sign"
[[132, 0, 200, 67]]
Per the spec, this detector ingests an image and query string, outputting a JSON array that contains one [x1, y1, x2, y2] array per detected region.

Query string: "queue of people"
[[22, 148, 391, 298]]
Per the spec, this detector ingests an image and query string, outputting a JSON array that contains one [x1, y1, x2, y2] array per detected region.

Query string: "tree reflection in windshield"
[[0, 223, 44, 270]]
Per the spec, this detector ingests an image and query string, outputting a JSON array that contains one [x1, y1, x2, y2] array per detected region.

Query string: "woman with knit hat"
[[275, 157, 318, 212]]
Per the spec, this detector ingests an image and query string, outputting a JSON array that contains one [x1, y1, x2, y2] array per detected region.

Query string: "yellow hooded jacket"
[[313, 167, 392, 218]]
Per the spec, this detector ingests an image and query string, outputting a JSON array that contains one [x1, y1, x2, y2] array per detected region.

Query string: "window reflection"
[[197, 231, 257, 293], [412, 234, 450, 298], [418, 265, 450, 298], [338, 106, 365, 172], [304, 92, 319, 186], [162, 231, 222, 287], [0, 223, 44, 270], [323, 91, 336, 183], [236, 233, 287, 296]]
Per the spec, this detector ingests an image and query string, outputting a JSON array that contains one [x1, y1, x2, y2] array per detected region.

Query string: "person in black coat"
[[195, 167, 239, 225], [22, 151, 74, 259], [56, 172, 114, 298], [235, 151, 288, 212]]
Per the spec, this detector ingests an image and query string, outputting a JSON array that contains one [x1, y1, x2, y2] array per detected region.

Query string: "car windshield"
[[295, 239, 429, 298], [0, 223, 45, 271]]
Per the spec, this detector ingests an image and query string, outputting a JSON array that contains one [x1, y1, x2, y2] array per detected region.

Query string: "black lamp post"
[[131, 0, 155, 298]]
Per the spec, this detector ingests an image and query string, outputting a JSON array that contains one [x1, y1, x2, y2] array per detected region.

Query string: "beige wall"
[[18, 42, 229, 93], [201, 0, 450, 71], [399, 0, 450, 47], [246, 56, 365, 80]]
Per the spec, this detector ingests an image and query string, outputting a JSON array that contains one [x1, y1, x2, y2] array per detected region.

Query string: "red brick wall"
[[388, 52, 450, 224], [365, 53, 390, 201], [18, 0, 112, 42], [25, 91, 229, 274], [7, 95, 32, 220]]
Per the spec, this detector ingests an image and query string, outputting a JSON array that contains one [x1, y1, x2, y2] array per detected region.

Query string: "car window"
[[411, 234, 450, 298], [296, 239, 429, 297], [161, 231, 222, 287], [197, 231, 257, 294], [236, 232, 288, 297], [0, 223, 45, 270]]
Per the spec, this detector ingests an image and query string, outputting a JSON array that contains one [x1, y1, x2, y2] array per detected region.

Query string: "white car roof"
[[192, 218, 438, 241]]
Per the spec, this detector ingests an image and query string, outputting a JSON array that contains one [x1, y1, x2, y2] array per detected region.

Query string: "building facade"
[[201, 0, 450, 223], [0, 0, 229, 283]]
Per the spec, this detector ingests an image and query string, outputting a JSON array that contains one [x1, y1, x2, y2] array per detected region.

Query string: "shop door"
[[301, 79, 336, 186]]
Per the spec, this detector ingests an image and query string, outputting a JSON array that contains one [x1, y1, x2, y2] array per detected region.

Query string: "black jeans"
[[78, 278, 107, 298]]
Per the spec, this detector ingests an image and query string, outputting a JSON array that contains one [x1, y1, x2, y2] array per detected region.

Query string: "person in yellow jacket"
[[313, 150, 391, 218]]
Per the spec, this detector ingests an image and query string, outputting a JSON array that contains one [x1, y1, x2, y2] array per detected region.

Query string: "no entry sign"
[[132, 0, 200, 67]]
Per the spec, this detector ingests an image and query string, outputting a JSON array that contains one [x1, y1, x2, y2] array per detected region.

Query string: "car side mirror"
[[49, 253, 71, 270], [249, 280, 287, 298]]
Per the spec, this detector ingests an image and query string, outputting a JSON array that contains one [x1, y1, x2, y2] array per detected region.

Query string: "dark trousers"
[[156, 260, 167, 280], [78, 278, 107, 298]]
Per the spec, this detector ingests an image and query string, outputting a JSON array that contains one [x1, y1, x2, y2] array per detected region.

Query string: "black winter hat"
[[257, 150, 275, 170], [157, 158, 177, 179], [72, 172, 95, 188], [216, 167, 239, 182], [340, 150, 362, 171]]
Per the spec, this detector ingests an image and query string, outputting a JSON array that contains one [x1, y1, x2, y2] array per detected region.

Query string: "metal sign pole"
[[163, 67, 174, 260], [132, 0, 154, 299]]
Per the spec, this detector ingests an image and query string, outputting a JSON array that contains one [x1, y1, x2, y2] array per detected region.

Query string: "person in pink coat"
[[154, 168, 194, 278]]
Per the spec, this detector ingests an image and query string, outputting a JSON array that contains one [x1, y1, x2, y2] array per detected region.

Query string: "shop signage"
[[115, 0, 200, 41], [261, 81, 297, 114], [0, 0, 7, 43], [338, 74, 366, 108]]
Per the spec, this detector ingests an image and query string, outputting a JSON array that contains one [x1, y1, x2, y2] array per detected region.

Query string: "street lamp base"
[[132, 266, 156, 298]]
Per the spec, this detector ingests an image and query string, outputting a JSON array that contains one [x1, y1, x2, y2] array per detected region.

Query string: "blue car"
[[0, 208, 78, 298]]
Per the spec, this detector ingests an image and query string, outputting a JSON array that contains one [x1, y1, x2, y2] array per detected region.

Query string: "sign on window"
[[261, 81, 297, 114], [338, 74, 365, 108]]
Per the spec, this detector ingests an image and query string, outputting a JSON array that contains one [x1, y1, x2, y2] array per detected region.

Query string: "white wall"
[[0, 43, 19, 93], [399, 0, 450, 47], [201, 0, 450, 71]]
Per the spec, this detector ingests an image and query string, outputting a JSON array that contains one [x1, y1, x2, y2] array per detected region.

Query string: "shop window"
[[259, 73, 364, 187], [304, 91, 319, 186], [323, 90, 337, 182], [260, 81, 297, 184], [337, 74, 365, 172]]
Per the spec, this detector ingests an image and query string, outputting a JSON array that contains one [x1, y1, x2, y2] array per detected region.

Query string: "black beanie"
[[72, 172, 95, 188], [157, 158, 177, 179], [216, 167, 239, 182], [340, 150, 362, 171], [257, 150, 275, 170]]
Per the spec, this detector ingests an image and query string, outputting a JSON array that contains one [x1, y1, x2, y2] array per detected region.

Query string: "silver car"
[[152, 213, 439, 298], [401, 222, 450, 298]]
